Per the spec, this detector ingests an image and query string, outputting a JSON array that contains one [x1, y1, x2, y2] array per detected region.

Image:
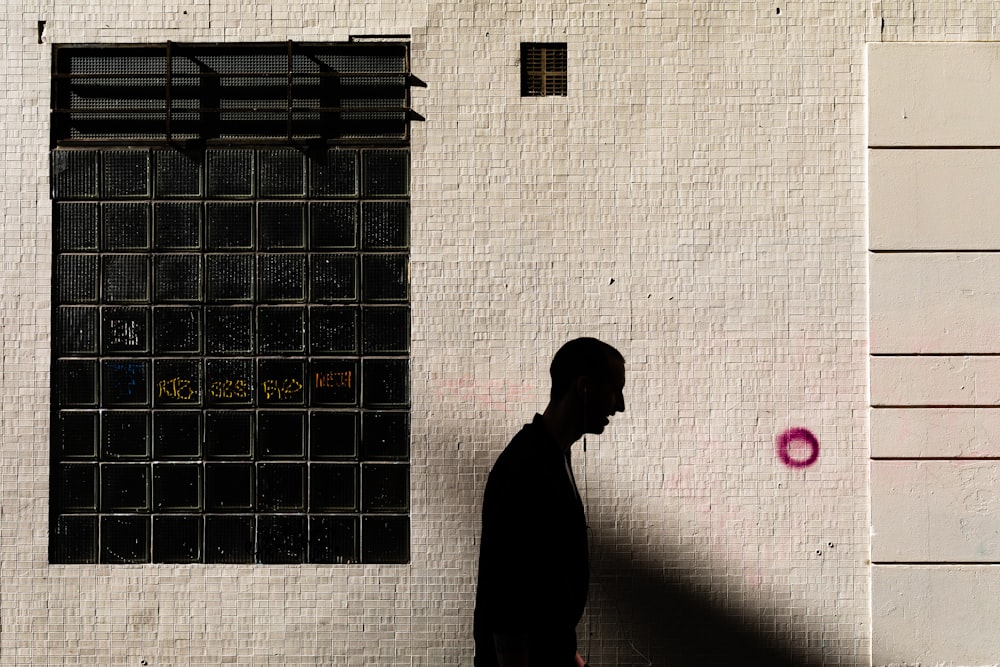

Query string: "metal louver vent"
[[521, 43, 568, 97]]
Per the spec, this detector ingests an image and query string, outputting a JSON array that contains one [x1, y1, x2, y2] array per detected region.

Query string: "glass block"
[[102, 203, 150, 251], [206, 359, 254, 406], [361, 201, 409, 249], [154, 203, 201, 249], [310, 254, 357, 301], [259, 254, 305, 301], [206, 254, 253, 301], [207, 150, 254, 197], [154, 149, 202, 197], [206, 306, 253, 354], [310, 359, 358, 406], [258, 306, 305, 353], [101, 360, 149, 406], [310, 149, 358, 197], [52, 150, 99, 199], [54, 411, 98, 458], [56, 306, 98, 354], [100, 463, 150, 511], [52, 515, 97, 564], [54, 359, 98, 407], [100, 515, 150, 564], [57, 463, 98, 511], [309, 463, 357, 511], [310, 306, 357, 354], [102, 307, 149, 353], [204, 410, 253, 457], [362, 412, 409, 461], [102, 150, 150, 198], [309, 515, 357, 564], [154, 359, 201, 406], [310, 202, 357, 249], [258, 411, 305, 458], [204, 515, 254, 564], [57, 254, 98, 303], [257, 463, 305, 511], [259, 359, 305, 406], [361, 515, 409, 564], [362, 358, 408, 407], [153, 306, 201, 354], [153, 515, 202, 563], [259, 149, 306, 197], [361, 306, 409, 354], [206, 203, 254, 250], [153, 464, 202, 511], [205, 463, 253, 510], [257, 515, 306, 564], [362, 150, 409, 196], [102, 255, 149, 302], [361, 254, 407, 301], [309, 411, 358, 458], [101, 411, 149, 459], [361, 463, 409, 512], [259, 202, 306, 249], [154, 254, 201, 302], [57, 203, 99, 251], [153, 411, 201, 458]]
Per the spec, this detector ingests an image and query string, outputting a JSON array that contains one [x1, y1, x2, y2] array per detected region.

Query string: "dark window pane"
[[361, 463, 409, 512], [257, 463, 305, 511], [309, 411, 358, 458], [310, 306, 357, 354], [56, 306, 98, 354], [101, 360, 149, 406], [56, 202, 99, 251], [154, 203, 201, 249], [207, 150, 254, 197], [259, 149, 306, 197], [206, 306, 254, 354], [311, 254, 356, 301], [102, 150, 150, 198], [102, 203, 150, 250], [362, 412, 409, 461], [362, 149, 408, 196], [102, 255, 150, 302], [54, 359, 98, 407], [54, 411, 98, 458], [258, 411, 305, 458], [361, 515, 409, 564], [100, 515, 150, 564], [102, 307, 149, 353], [52, 150, 99, 199], [362, 358, 408, 407], [153, 464, 202, 511], [205, 359, 254, 406], [361, 254, 407, 301], [206, 254, 253, 301], [154, 254, 201, 302], [101, 411, 150, 459], [257, 515, 305, 564], [204, 515, 254, 563], [310, 202, 357, 249], [154, 359, 201, 406], [259, 359, 305, 406], [206, 202, 254, 249], [204, 410, 252, 457], [361, 201, 409, 249], [57, 254, 98, 303], [56, 463, 98, 511], [311, 149, 358, 197], [153, 412, 201, 458], [52, 515, 97, 564], [362, 306, 409, 354], [259, 202, 306, 249], [155, 149, 202, 197], [205, 463, 253, 510], [258, 306, 305, 353], [310, 359, 358, 406], [310, 463, 357, 511], [309, 515, 357, 564], [153, 515, 202, 563], [259, 254, 305, 301], [100, 463, 150, 511], [153, 306, 201, 354]]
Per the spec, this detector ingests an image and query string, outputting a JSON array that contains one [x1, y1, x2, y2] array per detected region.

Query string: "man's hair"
[[549, 337, 624, 402]]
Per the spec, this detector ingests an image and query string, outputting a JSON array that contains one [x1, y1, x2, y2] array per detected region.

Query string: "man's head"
[[549, 337, 626, 435]]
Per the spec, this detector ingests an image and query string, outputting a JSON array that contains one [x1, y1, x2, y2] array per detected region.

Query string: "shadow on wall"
[[588, 531, 828, 667]]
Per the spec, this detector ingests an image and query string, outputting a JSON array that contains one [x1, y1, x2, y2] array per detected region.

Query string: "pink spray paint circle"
[[776, 428, 819, 468]]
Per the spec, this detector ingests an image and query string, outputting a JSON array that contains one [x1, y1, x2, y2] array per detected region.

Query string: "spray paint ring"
[[776, 427, 819, 468]]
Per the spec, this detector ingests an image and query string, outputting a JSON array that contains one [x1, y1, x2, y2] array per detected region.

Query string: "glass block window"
[[521, 43, 568, 97], [50, 43, 411, 566]]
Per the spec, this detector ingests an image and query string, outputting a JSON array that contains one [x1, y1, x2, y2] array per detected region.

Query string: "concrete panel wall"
[[871, 407, 1000, 458]]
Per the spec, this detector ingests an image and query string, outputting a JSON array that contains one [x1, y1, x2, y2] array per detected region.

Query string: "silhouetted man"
[[474, 337, 626, 667]]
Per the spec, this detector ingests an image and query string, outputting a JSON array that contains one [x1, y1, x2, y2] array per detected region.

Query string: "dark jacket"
[[473, 415, 589, 666]]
